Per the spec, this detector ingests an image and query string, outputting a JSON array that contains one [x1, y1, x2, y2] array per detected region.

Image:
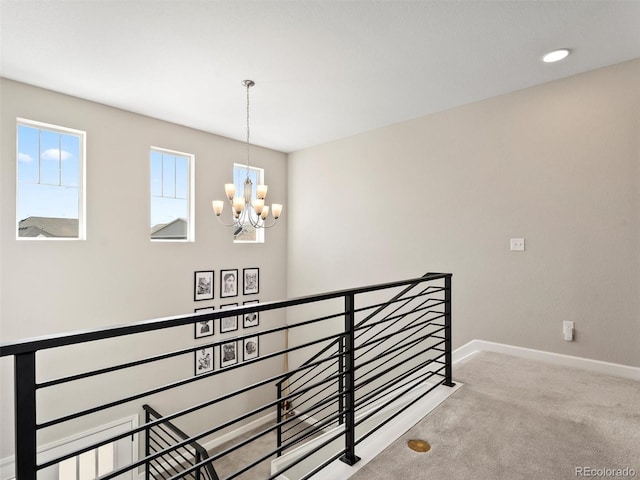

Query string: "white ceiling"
[[1, 1, 639, 153]]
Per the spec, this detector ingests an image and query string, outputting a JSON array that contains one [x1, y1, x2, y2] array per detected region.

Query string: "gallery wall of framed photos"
[[192, 267, 262, 376]]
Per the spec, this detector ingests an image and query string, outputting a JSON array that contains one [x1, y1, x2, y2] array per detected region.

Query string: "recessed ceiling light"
[[542, 49, 571, 63]]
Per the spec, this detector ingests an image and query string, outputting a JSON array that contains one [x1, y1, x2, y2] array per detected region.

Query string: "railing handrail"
[[0, 272, 449, 356], [275, 271, 435, 387], [143, 404, 219, 480]]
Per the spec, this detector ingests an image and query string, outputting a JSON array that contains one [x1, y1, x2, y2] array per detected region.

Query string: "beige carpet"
[[349, 352, 640, 480]]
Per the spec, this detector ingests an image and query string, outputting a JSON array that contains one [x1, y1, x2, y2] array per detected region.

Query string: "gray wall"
[[287, 59, 640, 368], [0, 79, 288, 459]]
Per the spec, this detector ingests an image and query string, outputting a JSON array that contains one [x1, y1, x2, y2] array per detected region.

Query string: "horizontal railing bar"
[[148, 460, 170, 479], [145, 405, 192, 444], [288, 323, 442, 416], [356, 365, 445, 429], [1, 273, 450, 356], [355, 374, 446, 446], [285, 297, 443, 392], [37, 309, 345, 390], [173, 412, 348, 480], [275, 272, 448, 387], [282, 407, 340, 444], [36, 330, 344, 431], [37, 351, 345, 470], [355, 329, 445, 382], [282, 378, 342, 419], [355, 327, 446, 373], [148, 433, 195, 468], [286, 357, 340, 393], [355, 354, 444, 411], [280, 385, 342, 437], [284, 301, 442, 392], [207, 404, 345, 467], [349, 287, 445, 318], [352, 310, 444, 367], [281, 396, 342, 439], [353, 303, 445, 344], [40, 336, 443, 473], [91, 370, 348, 480], [355, 323, 445, 361], [355, 345, 445, 396], [353, 307, 445, 337], [144, 404, 210, 471], [356, 369, 427, 414]]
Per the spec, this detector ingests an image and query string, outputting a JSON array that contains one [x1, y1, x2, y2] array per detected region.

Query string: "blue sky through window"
[[17, 124, 81, 223], [150, 150, 189, 229]]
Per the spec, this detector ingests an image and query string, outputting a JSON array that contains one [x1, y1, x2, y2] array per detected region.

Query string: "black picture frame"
[[243, 300, 259, 328], [220, 303, 239, 333], [220, 269, 239, 298], [194, 270, 214, 301], [194, 347, 214, 375], [243, 268, 259, 295], [220, 340, 238, 368], [194, 307, 214, 338], [243, 336, 259, 361]]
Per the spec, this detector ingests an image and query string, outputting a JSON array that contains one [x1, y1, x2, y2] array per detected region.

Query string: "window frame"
[[16, 118, 87, 241], [149, 146, 195, 243]]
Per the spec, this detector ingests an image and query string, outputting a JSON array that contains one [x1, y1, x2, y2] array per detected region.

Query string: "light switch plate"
[[510, 238, 525, 251]]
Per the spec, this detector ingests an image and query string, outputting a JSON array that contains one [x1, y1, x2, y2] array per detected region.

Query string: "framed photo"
[[194, 307, 214, 339], [220, 341, 238, 368], [194, 347, 214, 375], [243, 300, 259, 328], [243, 336, 259, 361], [220, 303, 238, 333], [243, 268, 260, 295], [220, 269, 238, 298], [194, 271, 214, 301]]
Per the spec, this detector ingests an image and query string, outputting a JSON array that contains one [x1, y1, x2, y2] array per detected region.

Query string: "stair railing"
[[0, 272, 452, 480], [143, 404, 219, 480]]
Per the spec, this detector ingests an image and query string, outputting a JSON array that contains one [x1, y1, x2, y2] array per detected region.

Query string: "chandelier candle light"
[[212, 80, 283, 229]]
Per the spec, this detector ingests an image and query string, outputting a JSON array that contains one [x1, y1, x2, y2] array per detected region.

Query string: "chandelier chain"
[[246, 82, 251, 174]]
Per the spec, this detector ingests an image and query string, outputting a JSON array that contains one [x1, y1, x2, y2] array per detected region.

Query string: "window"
[[16, 119, 85, 239], [233, 163, 265, 243], [150, 147, 194, 241]]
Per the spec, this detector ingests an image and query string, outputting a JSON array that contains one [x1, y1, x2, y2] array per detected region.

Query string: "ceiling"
[[1, 1, 639, 153]]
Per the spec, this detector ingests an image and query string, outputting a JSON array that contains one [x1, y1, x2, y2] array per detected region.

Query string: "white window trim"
[[150, 146, 195, 243], [16, 118, 87, 241]]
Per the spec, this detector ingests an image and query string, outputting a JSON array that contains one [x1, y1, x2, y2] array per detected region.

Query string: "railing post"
[[276, 382, 283, 457], [144, 408, 150, 480], [443, 274, 456, 387], [195, 450, 202, 480], [339, 294, 360, 466], [338, 335, 345, 426], [15, 351, 37, 480]]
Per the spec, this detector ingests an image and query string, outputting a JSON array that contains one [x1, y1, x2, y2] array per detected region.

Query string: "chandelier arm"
[[258, 218, 280, 229], [214, 215, 242, 228]]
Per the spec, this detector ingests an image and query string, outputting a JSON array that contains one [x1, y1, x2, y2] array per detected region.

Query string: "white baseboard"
[[453, 339, 640, 381], [201, 411, 277, 452]]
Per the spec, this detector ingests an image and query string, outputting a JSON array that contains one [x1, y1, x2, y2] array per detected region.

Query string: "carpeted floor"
[[349, 351, 640, 480]]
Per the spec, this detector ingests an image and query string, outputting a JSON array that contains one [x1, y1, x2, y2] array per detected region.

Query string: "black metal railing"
[[0, 272, 453, 480], [274, 273, 454, 468], [143, 405, 219, 480]]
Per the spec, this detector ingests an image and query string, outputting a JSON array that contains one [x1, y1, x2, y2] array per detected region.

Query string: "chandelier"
[[211, 80, 283, 229]]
